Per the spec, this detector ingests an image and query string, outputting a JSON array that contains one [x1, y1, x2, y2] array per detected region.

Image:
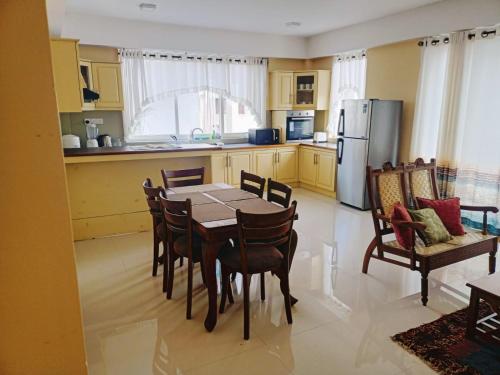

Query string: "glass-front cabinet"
[[293, 72, 317, 108]]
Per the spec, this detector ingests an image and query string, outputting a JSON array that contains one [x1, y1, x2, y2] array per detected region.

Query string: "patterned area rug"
[[391, 303, 500, 375]]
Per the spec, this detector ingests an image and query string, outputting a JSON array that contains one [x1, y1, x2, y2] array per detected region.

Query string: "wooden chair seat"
[[173, 234, 203, 262], [219, 244, 284, 274], [385, 230, 496, 257]]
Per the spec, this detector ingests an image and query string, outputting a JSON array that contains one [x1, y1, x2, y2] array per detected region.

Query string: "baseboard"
[[298, 182, 336, 198]]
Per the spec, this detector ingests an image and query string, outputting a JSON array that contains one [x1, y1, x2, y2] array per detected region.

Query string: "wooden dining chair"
[[240, 170, 266, 198], [219, 202, 297, 340], [161, 167, 205, 188], [159, 191, 205, 319], [142, 178, 166, 279], [265, 178, 299, 304]]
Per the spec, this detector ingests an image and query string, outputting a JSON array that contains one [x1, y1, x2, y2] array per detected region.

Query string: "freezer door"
[[339, 99, 371, 139], [336, 137, 369, 209]]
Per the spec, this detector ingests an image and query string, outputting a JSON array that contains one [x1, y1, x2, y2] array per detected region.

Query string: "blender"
[[84, 119, 99, 148]]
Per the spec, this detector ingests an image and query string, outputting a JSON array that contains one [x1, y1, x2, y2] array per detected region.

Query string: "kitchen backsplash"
[[60, 111, 125, 141]]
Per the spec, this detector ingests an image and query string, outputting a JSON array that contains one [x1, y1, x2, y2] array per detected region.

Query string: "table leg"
[[466, 288, 479, 339], [203, 240, 224, 332]]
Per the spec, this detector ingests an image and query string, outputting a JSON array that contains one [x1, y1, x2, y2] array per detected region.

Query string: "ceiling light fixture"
[[285, 21, 301, 28], [139, 3, 157, 11]]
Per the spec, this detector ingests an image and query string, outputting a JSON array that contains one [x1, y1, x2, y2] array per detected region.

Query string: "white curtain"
[[410, 30, 500, 234], [120, 50, 267, 141], [328, 50, 367, 136]]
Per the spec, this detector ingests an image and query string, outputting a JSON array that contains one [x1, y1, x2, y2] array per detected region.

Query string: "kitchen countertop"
[[63, 141, 337, 157]]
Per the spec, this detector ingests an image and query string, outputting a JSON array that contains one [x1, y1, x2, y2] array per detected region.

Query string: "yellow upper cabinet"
[[269, 70, 331, 111], [91, 63, 124, 110], [269, 71, 294, 110], [50, 39, 83, 112]]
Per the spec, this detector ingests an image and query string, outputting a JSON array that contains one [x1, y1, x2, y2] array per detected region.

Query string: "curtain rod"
[[418, 29, 497, 46], [117, 50, 266, 64]]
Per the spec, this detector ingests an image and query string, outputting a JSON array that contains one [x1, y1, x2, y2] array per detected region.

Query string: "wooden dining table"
[[166, 182, 294, 332]]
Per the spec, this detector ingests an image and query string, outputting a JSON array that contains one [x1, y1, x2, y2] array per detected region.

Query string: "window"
[[327, 51, 367, 136], [120, 50, 266, 142]]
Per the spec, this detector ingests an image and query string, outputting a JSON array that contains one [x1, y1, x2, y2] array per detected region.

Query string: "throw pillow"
[[416, 197, 465, 236], [408, 208, 453, 246], [391, 203, 414, 250]]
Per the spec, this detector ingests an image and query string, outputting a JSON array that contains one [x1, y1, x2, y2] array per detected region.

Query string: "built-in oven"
[[286, 110, 314, 141]]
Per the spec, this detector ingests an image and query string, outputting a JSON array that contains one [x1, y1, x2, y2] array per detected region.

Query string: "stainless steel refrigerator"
[[336, 99, 402, 210]]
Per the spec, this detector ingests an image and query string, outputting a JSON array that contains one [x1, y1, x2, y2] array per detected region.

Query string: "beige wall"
[[0, 1, 87, 373], [365, 39, 420, 162]]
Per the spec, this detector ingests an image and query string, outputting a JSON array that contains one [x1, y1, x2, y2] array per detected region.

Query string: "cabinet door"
[[253, 150, 276, 181], [276, 147, 298, 182], [299, 148, 317, 186], [92, 63, 124, 110], [227, 152, 252, 186], [210, 154, 227, 184], [50, 40, 82, 112], [269, 72, 293, 110], [293, 71, 318, 110], [316, 151, 336, 191]]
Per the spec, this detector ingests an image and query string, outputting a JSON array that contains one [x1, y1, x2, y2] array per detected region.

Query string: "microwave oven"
[[248, 128, 280, 145], [286, 110, 314, 141]]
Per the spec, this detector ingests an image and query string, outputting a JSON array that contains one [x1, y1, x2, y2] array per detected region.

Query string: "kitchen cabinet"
[[253, 147, 298, 184], [50, 39, 83, 112], [269, 70, 331, 111], [210, 151, 252, 186], [268, 71, 294, 110], [91, 62, 124, 110], [299, 146, 336, 194]]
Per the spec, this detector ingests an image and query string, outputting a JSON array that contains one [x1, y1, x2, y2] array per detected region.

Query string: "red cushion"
[[391, 203, 414, 250], [416, 197, 465, 235]]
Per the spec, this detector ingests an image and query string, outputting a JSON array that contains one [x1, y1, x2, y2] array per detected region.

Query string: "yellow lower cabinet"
[[276, 147, 298, 183], [299, 147, 317, 186], [227, 151, 252, 186], [253, 150, 276, 181], [316, 151, 336, 192], [210, 153, 227, 183]]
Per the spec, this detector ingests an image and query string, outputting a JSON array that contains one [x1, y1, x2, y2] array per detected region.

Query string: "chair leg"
[[231, 271, 237, 282], [200, 257, 207, 286], [166, 246, 175, 300], [228, 281, 234, 304], [242, 273, 250, 340], [260, 272, 266, 301], [362, 238, 377, 274], [278, 269, 293, 324], [162, 242, 168, 293], [186, 259, 194, 320], [179, 257, 184, 267], [489, 244, 497, 274], [420, 270, 429, 306], [152, 230, 160, 277], [219, 265, 230, 313]]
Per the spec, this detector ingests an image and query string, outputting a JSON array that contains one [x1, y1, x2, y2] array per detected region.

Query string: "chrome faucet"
[[191, 127, 204, 142]]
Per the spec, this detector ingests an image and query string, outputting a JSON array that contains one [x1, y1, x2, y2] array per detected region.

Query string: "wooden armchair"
[[362, 161, 498, 306]]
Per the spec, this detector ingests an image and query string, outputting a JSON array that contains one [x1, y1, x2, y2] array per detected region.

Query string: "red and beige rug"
[[391, 303, 500, 375]]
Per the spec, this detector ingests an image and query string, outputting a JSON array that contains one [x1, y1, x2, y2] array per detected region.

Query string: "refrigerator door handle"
[[337, 138, 344, 165], [337, 109, 345, 136]]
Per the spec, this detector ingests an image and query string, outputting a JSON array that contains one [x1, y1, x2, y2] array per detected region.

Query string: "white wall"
[[62, 13, 308, 58], [307, 0, 500, 57]]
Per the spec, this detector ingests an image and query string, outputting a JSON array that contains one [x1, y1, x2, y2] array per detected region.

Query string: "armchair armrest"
[[391, 220, 427, 231], [460, 205, 498, 235], [375, 213, 391, 223], [460, 205, 498, 213]]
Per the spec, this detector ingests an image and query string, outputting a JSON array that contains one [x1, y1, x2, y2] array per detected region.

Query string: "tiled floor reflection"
[[75, 188, 496, 375]]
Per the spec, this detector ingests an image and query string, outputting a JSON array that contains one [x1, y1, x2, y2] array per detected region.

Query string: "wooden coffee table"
[[465, 273, 500, 341]]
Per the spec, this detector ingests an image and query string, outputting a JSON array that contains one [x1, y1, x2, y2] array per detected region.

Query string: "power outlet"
[[84, 118, 104, 125]]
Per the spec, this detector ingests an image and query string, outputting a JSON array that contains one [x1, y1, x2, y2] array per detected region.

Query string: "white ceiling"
[[65, 0, 442, 37]]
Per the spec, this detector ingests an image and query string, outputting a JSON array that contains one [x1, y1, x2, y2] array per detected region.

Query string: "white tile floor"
[[75, 188, 497, 375]]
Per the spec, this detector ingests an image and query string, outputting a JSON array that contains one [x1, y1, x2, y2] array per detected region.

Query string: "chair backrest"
[[240, 170, 265, 198], [236, 201, 297, 273], [267, 178, 292, 208], [366, 162, 408, 218], [159, 191, 194, 255], [142, 178, 165, 217], [406, 158, 439, 206], [161, 167, 205, 188]]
